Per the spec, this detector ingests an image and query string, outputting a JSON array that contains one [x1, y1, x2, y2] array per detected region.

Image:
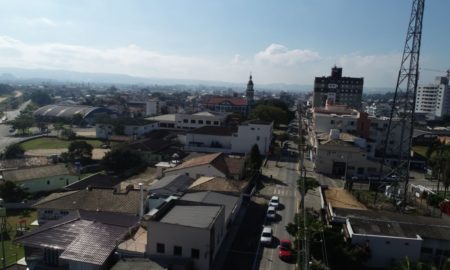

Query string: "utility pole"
[[0, 199, 6, 270], [375, 0, 425, 206], [297, 102, 309, 270]]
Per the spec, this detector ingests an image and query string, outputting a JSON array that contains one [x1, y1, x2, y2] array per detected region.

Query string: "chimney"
[[139, 183, 144, 219]]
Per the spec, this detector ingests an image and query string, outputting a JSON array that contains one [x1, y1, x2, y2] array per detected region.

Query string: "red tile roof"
[[205, 97, 248, 106]]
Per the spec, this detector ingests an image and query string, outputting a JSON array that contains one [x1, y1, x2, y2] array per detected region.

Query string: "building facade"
[[313, 66, 364, 109], [416, 76, 450, 119]]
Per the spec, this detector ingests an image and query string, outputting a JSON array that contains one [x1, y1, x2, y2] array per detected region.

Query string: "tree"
[[3, 143, 25, 159], [60, 128, 76, 140], [30, 91, 52, 106], [53, 121, 65, 137], [0, 181, 27, 202], [101, 148, 144, 174], [9, 113, 35, 135], [248, 144, 263, 173], [67, 141, 93, 162], [0, 84, 14, 95], [429, 145, 450, 194], [251, 105, 288, 127], [71, 113, 84, 127], [298, 176, 320, 210]]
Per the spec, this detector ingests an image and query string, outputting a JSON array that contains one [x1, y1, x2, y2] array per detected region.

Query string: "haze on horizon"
[[0, 0, 449, 88]]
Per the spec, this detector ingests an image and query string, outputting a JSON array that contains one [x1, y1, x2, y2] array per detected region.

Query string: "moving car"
[[278, 239, 293, 261], [260, 226, 273, 245], [269, 196, 280, 209], [266, 206, 276, 220]]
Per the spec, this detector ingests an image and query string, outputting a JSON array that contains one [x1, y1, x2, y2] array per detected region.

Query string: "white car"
[[260, 226, 273, 245], [266, 206, 276, 219], [269, 196, 280, 209]]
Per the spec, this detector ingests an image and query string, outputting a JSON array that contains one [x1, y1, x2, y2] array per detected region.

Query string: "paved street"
[[258, 153, 299, 270]]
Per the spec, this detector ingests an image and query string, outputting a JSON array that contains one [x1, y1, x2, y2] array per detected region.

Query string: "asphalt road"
[[258, 154, 299, 270]]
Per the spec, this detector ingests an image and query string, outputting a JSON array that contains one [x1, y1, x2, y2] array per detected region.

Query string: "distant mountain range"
[[0, 67, 393, 93]]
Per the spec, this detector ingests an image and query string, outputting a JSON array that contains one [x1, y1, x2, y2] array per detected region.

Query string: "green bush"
[[427, 193, 445, 207]]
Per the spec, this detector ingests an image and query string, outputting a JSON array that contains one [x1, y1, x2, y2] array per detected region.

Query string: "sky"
[[0, 0, 448, 87]]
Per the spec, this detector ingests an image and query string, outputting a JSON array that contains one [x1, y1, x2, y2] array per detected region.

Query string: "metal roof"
[[160, 205, 222, 228], [16, 211, 134, 266], [34, 104, 113, 119], [149, 174, 194, 196]]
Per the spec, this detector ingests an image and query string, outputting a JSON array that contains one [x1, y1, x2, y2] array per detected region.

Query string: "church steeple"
[[246, 74, 254, 104]]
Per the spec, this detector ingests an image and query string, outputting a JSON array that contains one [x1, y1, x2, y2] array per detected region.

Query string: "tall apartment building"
[[416, 76, 450, 119], [313, 66, 364, 109]]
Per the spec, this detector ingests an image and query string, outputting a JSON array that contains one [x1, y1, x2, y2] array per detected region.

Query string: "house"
[[15, 211, 138, 270], [126, 137, 174, 163], [146, 200, 226, 270], [182, 119, 273, 154], [149, 174, 195, 197], [33, 187, 145, 223], [96, 118, 159, 139], [203, 96, 249, 116], [163, 152, 245, 180], [1, 164, 78, 193], [321, 186, 450, 268]]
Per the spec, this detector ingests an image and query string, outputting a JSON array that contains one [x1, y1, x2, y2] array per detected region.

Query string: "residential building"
[[16, 211, 138, 270], [321, 187, 450, 268], [32, 187, 144, 223], [313, 66, 364, 109], [147, 111, 230, 130], [126, 136, 174, 163], [188, 176, 249, 195], [416, 76, 450, 119], [146, 200, 226, 270], [182, 120, 273, 154], [1, 164, 78, 193], [95, 118, 158, 139], [163, 152, 245, 180], [64, 173, 123, 191]]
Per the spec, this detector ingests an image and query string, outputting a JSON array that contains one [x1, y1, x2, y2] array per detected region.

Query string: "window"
[[256, 136, 260, 141], [174, 246, 182, 256], [183, 119, 188, 123], [385, 241, 390, 244], [191, 120, 196, 124], [47, 180, 50, 185], [191, 248, 200, 259], [157, 243, 165, 253], [206, 120, 211, 125], [198, 120, 203, 124], [213, 121, 219, 125], [330, 120, 335, 124]]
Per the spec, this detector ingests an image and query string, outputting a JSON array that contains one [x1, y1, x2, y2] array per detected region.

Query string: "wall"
[[124, 123, 158, 137], [314, 113, 358, 134], [37, 209, 74, 222], [175, 113, 226, 129], [231, 123, 272, 154], [185, 133, 232, 150], [314, 143, 379, 177], [164, 165, 226, 179], [147, 209, 226, 270], [19, 175, 79, 193], [68, 261, 101, 270]]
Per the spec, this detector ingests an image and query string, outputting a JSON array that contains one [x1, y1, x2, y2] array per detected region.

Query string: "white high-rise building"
[[416, 75, 450, 119]]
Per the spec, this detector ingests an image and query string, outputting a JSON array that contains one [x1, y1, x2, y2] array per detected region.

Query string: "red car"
[[278, 239, 293, 261]]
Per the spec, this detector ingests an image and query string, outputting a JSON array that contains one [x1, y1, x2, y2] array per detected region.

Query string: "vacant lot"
[[20, 137, 105, 150]]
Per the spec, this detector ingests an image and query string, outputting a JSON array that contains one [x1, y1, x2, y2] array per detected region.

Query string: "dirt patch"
[[25, 148, 109, 160]]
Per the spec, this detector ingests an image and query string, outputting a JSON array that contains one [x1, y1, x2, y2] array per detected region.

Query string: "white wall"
[[231, 123, 272, 154], [314, 113, 358, 134], [19, 175, 79, 193], [147, 209, 226, 270], [96, 123, 158, 138], [175, 113, 227, 129], [164, 164, 226, 179]]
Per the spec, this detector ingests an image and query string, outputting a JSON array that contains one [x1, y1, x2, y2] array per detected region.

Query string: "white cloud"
[[255, 44, 320, 66], [0, 36, 405, 86]]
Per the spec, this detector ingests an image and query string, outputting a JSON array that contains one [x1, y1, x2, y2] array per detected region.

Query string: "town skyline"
[[0, 0, 449, 87]]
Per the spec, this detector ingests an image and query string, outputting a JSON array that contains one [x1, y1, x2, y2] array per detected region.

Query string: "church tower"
[[246, 74, 254, 104]]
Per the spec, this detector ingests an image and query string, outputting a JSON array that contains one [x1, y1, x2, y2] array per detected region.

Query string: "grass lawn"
[[0, 209, 37, 266], [20, 137, 105, 150]]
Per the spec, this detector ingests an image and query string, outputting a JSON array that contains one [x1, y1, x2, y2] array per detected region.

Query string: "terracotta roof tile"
[[205, 97, 248, 106]]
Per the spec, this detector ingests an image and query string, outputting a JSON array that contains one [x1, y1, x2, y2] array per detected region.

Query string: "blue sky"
[[0, 0, 448, 87]]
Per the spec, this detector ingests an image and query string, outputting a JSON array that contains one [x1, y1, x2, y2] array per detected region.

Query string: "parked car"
[[260, 226, 273, 245], [278, 239, 293, 261], [269, 196, 280, 209], [266, 206, 276, 220]]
